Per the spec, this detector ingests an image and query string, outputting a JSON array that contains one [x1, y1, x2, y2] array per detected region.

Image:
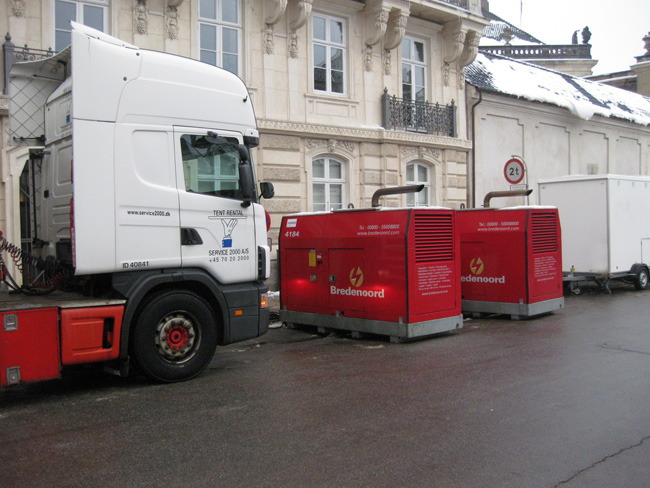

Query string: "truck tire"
[[634, 267, 649, 290], [132, 291, 218, 382]]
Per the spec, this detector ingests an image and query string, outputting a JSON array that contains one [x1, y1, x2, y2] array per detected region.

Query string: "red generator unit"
[[279, 207, 462, 342], [457, 207, 564, 319]]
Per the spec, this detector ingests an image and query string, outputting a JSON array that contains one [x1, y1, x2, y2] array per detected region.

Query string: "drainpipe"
[[469, 86, 483, 208]]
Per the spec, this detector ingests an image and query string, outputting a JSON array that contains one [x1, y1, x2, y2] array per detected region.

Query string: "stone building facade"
[[0, 1, 488, 285]]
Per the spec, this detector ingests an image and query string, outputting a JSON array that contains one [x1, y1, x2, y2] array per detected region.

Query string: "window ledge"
[[305, 92, 360, 106]]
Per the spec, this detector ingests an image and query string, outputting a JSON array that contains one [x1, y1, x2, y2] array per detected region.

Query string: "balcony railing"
[[382, 89, 457, 137], [438, 0, 468, 9], [479, 44, 592, 60], [3, 34, 55, 95]]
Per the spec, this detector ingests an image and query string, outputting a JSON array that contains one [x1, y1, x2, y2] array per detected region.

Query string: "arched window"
[[312, 156, 345, 211], [406, 161, 431, 206]]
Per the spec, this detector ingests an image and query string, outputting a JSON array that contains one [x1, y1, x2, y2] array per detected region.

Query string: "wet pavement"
[[1, 283, 650, 487]]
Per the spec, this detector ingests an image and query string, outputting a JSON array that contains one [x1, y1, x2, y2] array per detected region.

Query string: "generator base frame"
[[462, 297, 564, 320], [280, 310, 463, 343]]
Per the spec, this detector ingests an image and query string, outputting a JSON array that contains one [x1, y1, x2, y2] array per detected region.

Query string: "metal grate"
[[381, 90, 457, 137], [414, 213, 454, 263], [531, 213, 558, 254]]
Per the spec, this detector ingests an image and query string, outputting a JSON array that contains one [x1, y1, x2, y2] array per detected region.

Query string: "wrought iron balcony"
[[479, 43, 592, 60], [438, 0, 468, 9], [381, 89, 457, 137], [3, 34, 55, 95]]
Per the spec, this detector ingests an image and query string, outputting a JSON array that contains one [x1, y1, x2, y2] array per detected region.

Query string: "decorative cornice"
[[257, 119, 471, 150]]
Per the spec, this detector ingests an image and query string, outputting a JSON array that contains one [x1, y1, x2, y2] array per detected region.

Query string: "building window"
[[199, 0, 241, 76], [54, 0, 107, 52], [402, 37, 427, 102], [313, 14, 346, 95], [406, 162, 431, 206], [312, 157, 345, 211]]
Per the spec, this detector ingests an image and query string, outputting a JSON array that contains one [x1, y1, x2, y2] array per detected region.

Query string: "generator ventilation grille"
[[413, 213, 454, 263], [531, 213, 558, 254]]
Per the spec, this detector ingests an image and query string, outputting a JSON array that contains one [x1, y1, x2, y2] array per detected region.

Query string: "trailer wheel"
[[634, 267, 650, 290], [132, 291, 218, 382]]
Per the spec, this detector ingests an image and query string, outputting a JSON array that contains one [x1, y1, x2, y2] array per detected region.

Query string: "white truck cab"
[[1, 23, 273, 385]]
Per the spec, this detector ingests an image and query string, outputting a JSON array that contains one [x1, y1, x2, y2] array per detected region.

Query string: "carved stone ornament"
[[442, 63, 450, 86], [264, 24, 275, 55], [384, 13, 408, 51], [365, 8, 389, 47], [383, 49, 392, 75], [134, 0, 148, 36], [457, 67, 466, 90], [363, 45, 373, 72], [289, 0, 312, 31], [287, 0, 313, 58], [458, 30, 481, 68], [265, 0, 288, 25], [305, 138, 354, 154], [288, 32, 299, 59], [443, 22, 466, 64], [9, 0, 26, 17], [166, 5, 180, 40]]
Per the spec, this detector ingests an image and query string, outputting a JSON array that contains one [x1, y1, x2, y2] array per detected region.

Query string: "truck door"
[[174, 127, 257, 284]]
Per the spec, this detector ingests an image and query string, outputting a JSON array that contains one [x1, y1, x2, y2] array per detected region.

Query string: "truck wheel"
[[132, 291, 218, 382], [634, 267, 649, 290]]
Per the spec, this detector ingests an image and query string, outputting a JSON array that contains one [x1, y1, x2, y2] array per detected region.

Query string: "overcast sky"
[[486, 0, 650, 75]]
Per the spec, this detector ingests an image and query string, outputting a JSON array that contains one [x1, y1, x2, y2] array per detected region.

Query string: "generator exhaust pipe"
[[483, 189, 533, 208], [372, 185, 425, 208]]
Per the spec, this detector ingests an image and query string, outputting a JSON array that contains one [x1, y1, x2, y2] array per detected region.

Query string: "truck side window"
[[180, 134, 242, 199]]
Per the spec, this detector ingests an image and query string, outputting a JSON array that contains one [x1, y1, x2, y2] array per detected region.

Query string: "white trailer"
[[538, 174, 650, 292]]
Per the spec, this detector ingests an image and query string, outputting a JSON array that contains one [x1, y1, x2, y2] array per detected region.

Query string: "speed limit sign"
[[504, 157, 525, 185]]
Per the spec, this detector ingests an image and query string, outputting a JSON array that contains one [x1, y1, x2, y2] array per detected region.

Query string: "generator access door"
[[328, 249, 365, 314]]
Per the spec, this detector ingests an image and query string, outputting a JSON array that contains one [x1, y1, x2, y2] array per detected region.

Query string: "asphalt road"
[[1, 283, 650, 488]]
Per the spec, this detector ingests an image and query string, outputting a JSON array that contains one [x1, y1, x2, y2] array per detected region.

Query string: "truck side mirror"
[[260, 182, 274, 200], [238, 144, 254, 208]]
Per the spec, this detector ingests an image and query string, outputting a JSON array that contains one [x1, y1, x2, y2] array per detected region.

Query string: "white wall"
[[468, 87, 650, 207]]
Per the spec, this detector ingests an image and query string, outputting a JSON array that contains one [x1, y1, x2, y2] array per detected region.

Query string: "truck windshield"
[[180, 134, 243, 199]]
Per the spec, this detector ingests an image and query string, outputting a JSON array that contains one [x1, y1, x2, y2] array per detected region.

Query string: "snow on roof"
[[466, 52, 650, 126], [482, 11, 544, 45]]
